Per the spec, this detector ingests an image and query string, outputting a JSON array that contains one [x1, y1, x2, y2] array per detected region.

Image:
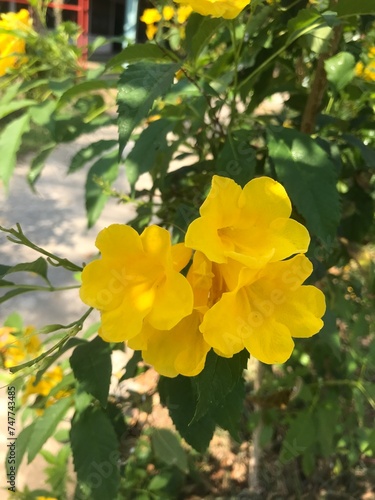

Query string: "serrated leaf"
[[70, 406, 120, 500], [192, 350, 248, 422], [124, 119, 174, 191], [212, 378, 245, 441], [117, 62, 179, 155], [325, 52, 356, 92], [85, 149, 119, 228], [158, 375, 215, 452], [0, 113, 30, 189], [267, 126, 340, 244], [70, 336, 112, 407], [151, 428, 188, 473], [106, 44, 170, 70], [27, 397, 72, 462], [0, 257, 49, 283], [68, 140, 117, 174], [184, 14, 224, 61]]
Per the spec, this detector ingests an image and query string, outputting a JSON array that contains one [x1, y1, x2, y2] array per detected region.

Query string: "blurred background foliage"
[[0, 0, 374, 498]]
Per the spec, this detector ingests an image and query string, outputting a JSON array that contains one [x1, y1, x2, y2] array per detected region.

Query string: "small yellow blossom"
[[185, 175, 310, 268], [22, 366, 71, 413], [174, 0, 250, 19], [0, 9, 32, 77], [0, 326, 41, 369], [80, 224, 194, 343], [162, 6, 175, 21], [140, 8, 162, 25], [145, 23, 158, 40], [355, 47, 375, 82]]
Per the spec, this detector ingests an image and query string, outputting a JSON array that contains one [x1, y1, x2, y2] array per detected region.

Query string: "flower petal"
[[96, 224, 143, 261], [80, 259, 124, 311], [146, 271, 194, 330], [141, 310, 210, 377], [171, 242, 192, 271]]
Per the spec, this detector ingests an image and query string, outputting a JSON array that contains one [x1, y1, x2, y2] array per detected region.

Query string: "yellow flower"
[[140, 8, 162, 25], [355, 47, 375, 82], [163, 6, 175, 21], [0, 9, 32, 77], [23, 366, 64, 401], [80, 224, 194, 343], [36, 497, 59, 500], [174, 0, 250, 19], [145, 23, 158, 40], [185, 175, 310, 269], [0, 326, 41, 369], [177, 5, 193, 23], [200, 254, 326, 364], [128, 251, 213, 377]]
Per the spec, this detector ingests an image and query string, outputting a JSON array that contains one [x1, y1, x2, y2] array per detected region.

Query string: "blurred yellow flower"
[[140, 8, 162, 25], [355, 47, 375, 82], [80, 224, 194, 343], [201, 254, 326, 364], [163, 5, 175, 21], [0, 325, 41, 369], [145, 23, 158, 40], [0, 9, 32, 77], [174, 0, 250, 19], [185, 175, 310, 268], [22, 366, 71, 413]]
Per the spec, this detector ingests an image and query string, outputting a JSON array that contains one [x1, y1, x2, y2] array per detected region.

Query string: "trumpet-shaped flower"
[[80, 224, 194, 343], [200, 254, 326, 364], [185, 175, 310, 268], [0, 325, 40, 369], [128, 251, 213, 377], [174, 0, 250, 19], [0, 9, 32, 77]]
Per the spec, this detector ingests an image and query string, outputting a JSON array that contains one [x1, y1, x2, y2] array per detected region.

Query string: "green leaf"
[[57, 80, 116, 108], [151, 428, 188, 473], [27, 397, 72, 462], [119, 350, 142, 381], [0, 99, 35, 120], [324, 52, 356, 92], [0, 288, 31, 304], [70, 336, 112, 407], [212, 378, 245, 441], [184, 14, 224, 61], [124, 119, 175, 191], [316, 400, 340, 457], [28, 143, 57, 187], [0, 257, 49, 283], [117, 62, 179, 155], [106, 44, 170, 69], [70, 406, 120, 500], [158, 376, 215, 452], [68, 140, 117, 174], [85, 149, 119, 228], [287, 9, 325, 44], [331, 0, 375, 17], [0, 113, 30, 189], [192, 350, 248, 422], [280, 412, 316, 464], [216, 130, 256, 187], [267, 126, 340, 244]]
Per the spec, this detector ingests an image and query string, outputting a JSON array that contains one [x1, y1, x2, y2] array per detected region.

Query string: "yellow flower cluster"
[[140, 5, 192, 41], [174, 0, 250, 19], [0, 9, 32, 77], [80, 175, 325, 377], [0, 325, 41, 369], [355, 47, 375, 82], [22, 365, 70, 413]]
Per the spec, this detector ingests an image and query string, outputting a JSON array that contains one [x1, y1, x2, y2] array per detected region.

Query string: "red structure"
[[0, 0, 90, 50]]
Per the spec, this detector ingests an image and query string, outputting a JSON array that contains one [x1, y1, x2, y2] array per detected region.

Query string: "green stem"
[[3, 284, 80, 292]]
